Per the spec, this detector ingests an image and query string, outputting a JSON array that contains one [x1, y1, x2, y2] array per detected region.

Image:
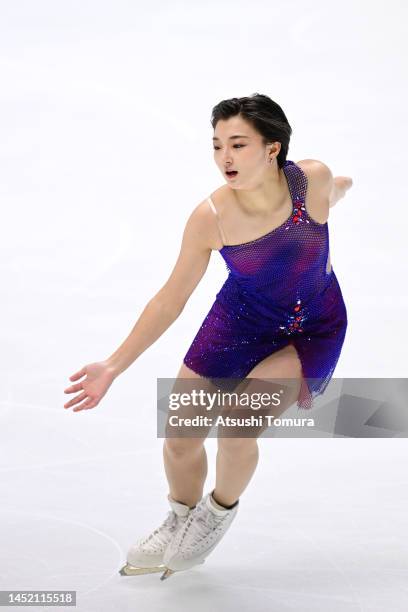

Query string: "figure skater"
[[63, 93, 352, 580]]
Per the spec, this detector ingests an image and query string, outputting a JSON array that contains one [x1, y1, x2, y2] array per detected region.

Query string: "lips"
[[226, 170, 238, 175]]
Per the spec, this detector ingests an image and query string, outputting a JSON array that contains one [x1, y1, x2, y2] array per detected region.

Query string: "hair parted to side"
[[210, 93, 292, 169]]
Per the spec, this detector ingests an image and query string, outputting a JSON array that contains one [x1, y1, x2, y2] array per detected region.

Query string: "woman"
[[63, 93, 352, 580]]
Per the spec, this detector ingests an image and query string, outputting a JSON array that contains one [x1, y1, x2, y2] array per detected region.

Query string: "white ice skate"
[[160, 490, 239, 580], [119, 495, 194, 576]]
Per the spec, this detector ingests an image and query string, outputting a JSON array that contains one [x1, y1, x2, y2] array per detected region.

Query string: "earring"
[[269, 157, 274, 164]]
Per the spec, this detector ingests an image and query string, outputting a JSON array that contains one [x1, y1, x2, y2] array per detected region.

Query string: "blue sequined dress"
[[183, 160, 348, 409]]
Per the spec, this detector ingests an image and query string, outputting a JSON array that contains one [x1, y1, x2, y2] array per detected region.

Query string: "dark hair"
[[210, 93, 292, 169]]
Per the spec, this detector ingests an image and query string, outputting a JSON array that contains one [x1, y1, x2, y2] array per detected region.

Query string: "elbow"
[[151, 292, 186, 318]]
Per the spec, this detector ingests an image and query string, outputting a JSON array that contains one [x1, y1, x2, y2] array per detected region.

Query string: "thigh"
[[217, 343, 303, 441], [247, 342, 302, 380], [246, 342, 302, 421], [164, 362, 222, 446]]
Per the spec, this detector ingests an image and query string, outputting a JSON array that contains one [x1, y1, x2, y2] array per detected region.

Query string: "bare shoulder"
[[206, 184, 231, 211], [296, 159, 334, 224], [297, 159, 334, 190], [187, 189, 227, 251]]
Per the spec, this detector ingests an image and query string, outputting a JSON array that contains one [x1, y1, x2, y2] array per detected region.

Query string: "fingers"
[[64, 392, 97, 411], [64, 390, 87, 409], [64, 368, 88, 409], [64, 383, 83, 394], [73, 398, 95, 412], [69, 367, 87, 381], [63, 366, 99, 411]]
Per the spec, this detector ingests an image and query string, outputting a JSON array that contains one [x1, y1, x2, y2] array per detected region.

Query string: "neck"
[[232, 166, 288, 216]]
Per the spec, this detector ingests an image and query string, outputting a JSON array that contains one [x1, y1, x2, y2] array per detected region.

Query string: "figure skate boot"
[[119, 494, 194, 576], [160, 490, 239, 580]]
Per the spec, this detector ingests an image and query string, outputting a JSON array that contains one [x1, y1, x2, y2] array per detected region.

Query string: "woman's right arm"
[[104, 199, 215, 377], [64, 199, 218, 412]]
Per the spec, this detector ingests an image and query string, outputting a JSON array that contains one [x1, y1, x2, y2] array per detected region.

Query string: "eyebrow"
[[212, 135, 250, 141]]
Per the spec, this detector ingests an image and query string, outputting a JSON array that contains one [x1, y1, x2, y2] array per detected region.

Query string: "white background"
[[1, 1, 407, 610]]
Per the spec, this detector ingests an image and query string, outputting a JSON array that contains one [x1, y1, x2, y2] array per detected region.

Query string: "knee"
[[164, 437, 205, 458], [217, 437, 258, 458]]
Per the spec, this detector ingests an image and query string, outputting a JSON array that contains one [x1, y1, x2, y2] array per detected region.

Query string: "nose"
[[221, 152, 233, 165]]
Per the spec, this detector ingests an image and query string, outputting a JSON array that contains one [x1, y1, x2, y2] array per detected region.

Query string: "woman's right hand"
[[63, 361, 117, 412]]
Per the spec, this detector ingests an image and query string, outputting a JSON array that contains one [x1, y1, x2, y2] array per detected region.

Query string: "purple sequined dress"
[[183, 160, 348, 409]]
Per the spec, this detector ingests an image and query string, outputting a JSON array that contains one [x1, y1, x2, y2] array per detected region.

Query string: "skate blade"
[[160, 560, 205, 581], [160, 568, 175, 580], [119, 562, 165, 576]]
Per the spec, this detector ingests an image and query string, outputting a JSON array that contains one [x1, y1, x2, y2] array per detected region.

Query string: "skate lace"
[[139, 510, 180, 550], [177, 504, 227, 552]]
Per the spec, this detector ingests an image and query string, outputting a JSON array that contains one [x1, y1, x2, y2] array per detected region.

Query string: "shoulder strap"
[[290, 161, 308, 202], [207, 196, 227, 246], [282, 160, 307, 204]]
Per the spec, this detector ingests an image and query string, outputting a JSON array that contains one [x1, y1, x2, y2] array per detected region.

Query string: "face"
[[212, 115, 281, 189]]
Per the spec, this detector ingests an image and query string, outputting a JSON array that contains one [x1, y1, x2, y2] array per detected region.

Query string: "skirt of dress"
[[183, 272, 348, 410]]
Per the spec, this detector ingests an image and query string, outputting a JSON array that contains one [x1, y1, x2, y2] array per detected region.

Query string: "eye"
[[213, 144, 245, 150]]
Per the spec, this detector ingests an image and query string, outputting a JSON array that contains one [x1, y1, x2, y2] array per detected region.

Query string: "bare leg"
[[162, 363, 217, 507], [163, 439, 207, 508], [213, 438, 259, 507], [214, 343, 302, 506]]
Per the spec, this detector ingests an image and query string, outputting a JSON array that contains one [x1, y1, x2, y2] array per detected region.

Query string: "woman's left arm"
[[298, 159, 353, 214], [329, 176, 353, 208]]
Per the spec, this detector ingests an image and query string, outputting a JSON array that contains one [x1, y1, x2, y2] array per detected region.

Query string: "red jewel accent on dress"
[[279, 297, 307, 335], [292, 198, 305, 224]]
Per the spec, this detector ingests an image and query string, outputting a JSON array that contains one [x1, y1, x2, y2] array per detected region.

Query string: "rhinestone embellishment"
[[291, 196, 306, 224], [279, 299, 307, 335]]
